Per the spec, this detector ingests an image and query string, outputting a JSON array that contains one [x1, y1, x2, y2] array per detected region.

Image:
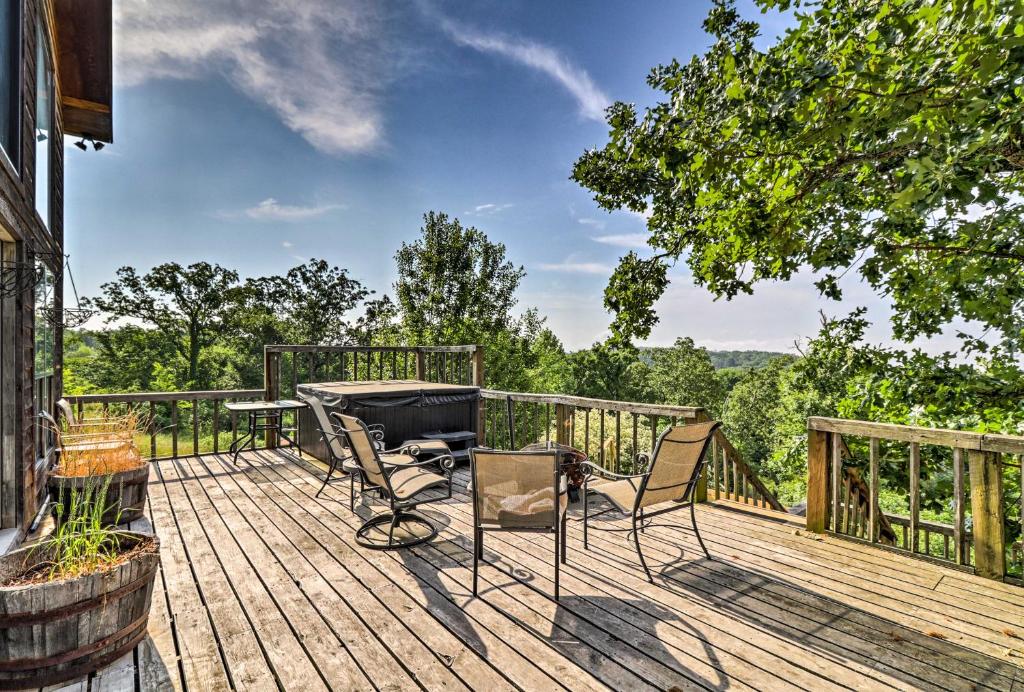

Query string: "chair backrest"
[[638, 421, 721, 509], [333, 412, 387, 488], [297, 393, 348, 461], [470, 449, 561, 529], [56, 399, 76, 427]]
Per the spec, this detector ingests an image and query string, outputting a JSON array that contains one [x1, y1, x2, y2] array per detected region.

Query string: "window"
[[34, 18, 51, 227], [33, 260, 54, 456], [0, 0, 20, 171]]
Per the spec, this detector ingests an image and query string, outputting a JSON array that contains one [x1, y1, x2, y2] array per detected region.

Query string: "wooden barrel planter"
[[0, 532, 159, 688], [49, 463, 150, 525]]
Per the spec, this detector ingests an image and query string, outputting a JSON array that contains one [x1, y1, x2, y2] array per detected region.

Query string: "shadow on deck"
[[50, 449, 1024, 691]]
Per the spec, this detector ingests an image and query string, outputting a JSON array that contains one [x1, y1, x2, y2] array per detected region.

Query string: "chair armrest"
[[380, 454, 455, 474], [579, 460, 648, 482]]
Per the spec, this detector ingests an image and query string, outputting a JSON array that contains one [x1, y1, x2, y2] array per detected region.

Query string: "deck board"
[[42, 449, 1024, 691]]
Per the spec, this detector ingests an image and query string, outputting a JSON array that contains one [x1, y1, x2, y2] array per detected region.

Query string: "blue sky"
[[62, 0, 945, 352]]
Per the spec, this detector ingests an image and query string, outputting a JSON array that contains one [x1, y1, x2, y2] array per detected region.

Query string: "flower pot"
[[0, 531, 159, 689], [49, 463, 150, 525]]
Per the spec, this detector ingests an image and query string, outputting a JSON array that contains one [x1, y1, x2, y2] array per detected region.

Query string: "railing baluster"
[[830, 433, 842, 532], [842, 476, 852, 534], [614, 411, 621, 474], [909, 442, 920, 554], [149, 401, 156, 459], [213, 399, 220, 454], [192, 399, 200, 456], [712, 437, 720, 500], [584, 409, 591, 459], [869, 437, 880, 543], [598, 409, 606, 470], [170, 400, 178, 459]]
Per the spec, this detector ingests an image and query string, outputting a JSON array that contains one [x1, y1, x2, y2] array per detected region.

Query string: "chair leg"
[[583, 483, 589, 550], [691, 501, 711, 560], [560, 511, 567, 564], [632, 512, 653, 583], [473, 527, 480, 596], [349, 469, 355, 512], [639, 507, 646, 533], [554, 525, 560, 601], [316, 458, 336, 498]]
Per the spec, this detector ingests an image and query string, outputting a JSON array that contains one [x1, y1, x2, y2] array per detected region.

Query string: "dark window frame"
[[0, 0, 22, 175]]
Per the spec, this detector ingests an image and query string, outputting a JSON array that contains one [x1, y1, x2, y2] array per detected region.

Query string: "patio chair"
[[582, 420, 720, 582], [335, 412, 454, 550], [56, 398, 132, 435], [297, 392, 370, 504], [469, 448, 568, 600]]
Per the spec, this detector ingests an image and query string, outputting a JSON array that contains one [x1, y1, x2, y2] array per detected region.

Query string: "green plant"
[[36, 476, 127, 581]]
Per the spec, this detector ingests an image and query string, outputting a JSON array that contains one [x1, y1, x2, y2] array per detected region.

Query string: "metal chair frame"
[[297, 392, 385, 505], [582, 422, 720, 582], [335, 413, 454, 550], [470, 448, 568, 600]]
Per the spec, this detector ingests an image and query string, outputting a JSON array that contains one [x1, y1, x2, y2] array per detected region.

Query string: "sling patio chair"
[[335, 412, 454, 549], [297, 392, 377, 504], [582, 420, 721, 582], [469, 448, 568, 600], [56, 398, 135, 436]]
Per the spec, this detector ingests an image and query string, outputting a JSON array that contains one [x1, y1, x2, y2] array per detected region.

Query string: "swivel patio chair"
[[582, 420, 720, 582], [297, 392, 370, 504], [470, 448, 568, 600], [335, 412, 454, 549]]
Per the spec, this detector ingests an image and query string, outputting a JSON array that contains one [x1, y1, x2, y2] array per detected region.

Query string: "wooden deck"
[[37, 449, 1024, 691]]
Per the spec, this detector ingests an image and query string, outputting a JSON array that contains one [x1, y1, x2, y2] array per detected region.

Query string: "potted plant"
[[47, 409, 151, 525], [0, 477, 159, 688]]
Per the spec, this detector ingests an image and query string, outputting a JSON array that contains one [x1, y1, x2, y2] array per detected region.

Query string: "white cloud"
[[116, 1, 399, 154], [591, 233, 648, 249], [281, 240, 293, 248], [466, 203, 514, 215], [577, 217, 605, 229], [441, 19, 609, 121], [537, 260, 614, 275], [216, 198, 343, 222]]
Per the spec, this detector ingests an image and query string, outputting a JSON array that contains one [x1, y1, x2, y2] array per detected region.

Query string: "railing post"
[[806, 428, 830, 533], [472, 345, 486, 444], [968, 450, 1006, 580], [414, 348, 426, 381], [555, 403, 571, 446], [264, 348, 281, 449]]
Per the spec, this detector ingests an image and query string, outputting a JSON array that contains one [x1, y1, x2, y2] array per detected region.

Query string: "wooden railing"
[[64, 389, 265, 460], [480, 390, 786, 512], [807, 417, 1023, 582], [262, 344, 482, 401]]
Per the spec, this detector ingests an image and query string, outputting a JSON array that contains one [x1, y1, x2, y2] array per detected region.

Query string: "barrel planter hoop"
[[0, 532, 159, 689], [49, 463, 151, 525]]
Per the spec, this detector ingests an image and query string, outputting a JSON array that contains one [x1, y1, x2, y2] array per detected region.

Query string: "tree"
[[85, 262, 241, 388], [250, 259, 372, 345], [722, 357, 793, 470], [648, 337, 726, 416], [394, 211, 525, 344], [567, 343, 651, 402], [572, 0, 1024, 365]]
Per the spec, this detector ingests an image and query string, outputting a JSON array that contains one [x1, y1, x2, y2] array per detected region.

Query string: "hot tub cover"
[[297, 379, 480, 409]]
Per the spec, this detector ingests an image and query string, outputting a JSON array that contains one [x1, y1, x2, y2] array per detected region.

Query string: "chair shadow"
[[552, 595, 729, 690]]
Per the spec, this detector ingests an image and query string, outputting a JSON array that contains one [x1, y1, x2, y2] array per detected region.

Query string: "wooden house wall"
[[0, 0, 65, 534]]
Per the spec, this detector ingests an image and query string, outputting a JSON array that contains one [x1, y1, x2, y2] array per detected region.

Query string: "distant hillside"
[[639, 346, 789, 370], [707, 350, 789, 370]]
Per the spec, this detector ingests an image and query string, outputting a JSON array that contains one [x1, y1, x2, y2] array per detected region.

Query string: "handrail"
[[65, 389, 263, 404], [481, 389, 702, 418], [807, 417, 1022, 582], [265, 344, 478, 354], [808, 416, 1024, 455]]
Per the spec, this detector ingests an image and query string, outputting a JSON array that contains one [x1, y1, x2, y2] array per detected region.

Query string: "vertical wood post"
[[830, 433, 842, 533], [969, 450, 1006, 580], [471, 346, 485, 444], [555, 404, 571, 446], [953, 448, 965, 564], [868, 437, 880, 543], [806, 428, 829, 533], [908, 442, 921, 553], [264, 348, 281, 449], [414, 348, 426, 381]]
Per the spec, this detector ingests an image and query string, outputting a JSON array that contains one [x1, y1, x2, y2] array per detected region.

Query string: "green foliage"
[[648, 337, 726, 415], [722, 356, 793, 468], [572, 0, 1024, 418], [394, 212, 525, 345]]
